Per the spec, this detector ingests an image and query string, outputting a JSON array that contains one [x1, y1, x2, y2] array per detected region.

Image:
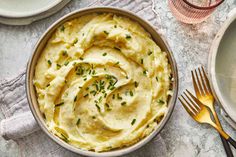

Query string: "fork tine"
[[191, 70, 201, 98], [198, 67, 209, 95], [186, 89, 204, 108], [194, 69, 204, 96], [201, 66, 212, 94], [178, 97, 196, 116], [183, 91, 200, 112]]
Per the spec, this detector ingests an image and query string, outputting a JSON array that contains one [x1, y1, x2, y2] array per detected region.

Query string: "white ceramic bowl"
[[209, 8, 236, 128], [26, 7, 178, 157]]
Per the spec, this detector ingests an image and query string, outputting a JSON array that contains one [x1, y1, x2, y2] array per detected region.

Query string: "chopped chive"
[[61, 133, 68, 142], [73, 38, 78, 45], [60, 25, 65, 32], [76, 118, 80, 125], [105, 103, 110, 108], [74, 96, 77, 102], [57, 64, 61, 68], [79, 57, 84, 60], [121, 101, 126, 106], [95, 104, 101, 112], [102, 52, 107, 56], [125, 34, 131, 39], [47, 60, 52, 66], [83, 78, 87, 81], [141, 58, 143, 64], [114, 47, 121, 51], [83, 94, 89, 98], [131, 119, 136, 125], [134, 81, 139, 88], [114, 25, 117, 28], [130, 91, 133, 96], [62, 50, 67, 56], [79, 86, 82, 89], [64, 80, 67, 83], [104, 93, 107, 98], [92, 116, 96, 119], [156, 77, 158, 82], [64, 61, 69, 66], [86, 87, 89, 90], [46, 84, 50, 87], [117, 94, 122, 100], [55, 102, 64, 107], [110, 86, 115, 90], [148, 51, 153, 56], [126, 76, 129, 79], [158, 99, 165, 105], [112, 94, 115, 99], [104, 30, 109, 35], [82, 33, 84, 36], [146, 124, 149, 128], [114, 61, 119, 65], [143, 70, 147, 75]]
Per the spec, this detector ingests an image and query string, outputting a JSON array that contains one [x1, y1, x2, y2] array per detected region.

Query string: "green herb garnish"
[[102, 53, 107, 56], [62, 50, 67, 56], [114, 25, 117, 28], [130, 91, 133, 96], [83, 94, 89, 98], [79, 57, 84, 60], [131, 119, 136, 125], [134, 81, 139, 88], [61, 133, 68, 142], [141, 58, 143, 64], [46, 84, 50, 87], [143, 70, 147, 75], [64, 61, 69, 66], [95, 104, 101, 112], [157, 99, 165, 105], [104, 30, 109, 35], [114, 61, 119, 65], [148, 51, 153, 56], [47, 60, 52, 66], [57, 64, 61, 69], [72, 38, 78, 45], [76, 118, 80, 125], [125, 34, 131, 39], [121, 101, 126, 106], [114, 47, 121, 51], [156, 77, 158, 82], [55, 102, 64, 107]]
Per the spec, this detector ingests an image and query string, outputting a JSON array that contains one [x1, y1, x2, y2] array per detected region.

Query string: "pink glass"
[[168, 0, 224, 24]]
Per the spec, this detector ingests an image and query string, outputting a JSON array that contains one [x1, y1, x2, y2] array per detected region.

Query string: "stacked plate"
[[209, 8, 236, 129], [0, 0, 70, 25]]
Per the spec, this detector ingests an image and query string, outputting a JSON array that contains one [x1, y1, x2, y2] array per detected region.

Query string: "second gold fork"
[[191, 67, 233, 157]]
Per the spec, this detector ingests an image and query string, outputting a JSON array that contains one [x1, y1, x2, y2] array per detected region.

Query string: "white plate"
[[0, 0, 70, 25], [209, 8, 236, 129]]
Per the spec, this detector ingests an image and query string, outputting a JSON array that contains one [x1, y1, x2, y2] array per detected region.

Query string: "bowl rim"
[[208, 8, 236, 125], [26, 6, 178, 157]]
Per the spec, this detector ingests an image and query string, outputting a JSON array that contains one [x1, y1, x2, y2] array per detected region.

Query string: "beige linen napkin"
[[0, 0, 167, 156]]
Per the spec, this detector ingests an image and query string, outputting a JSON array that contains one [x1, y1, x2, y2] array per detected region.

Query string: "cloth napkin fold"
[[0, 0, 168, 156]]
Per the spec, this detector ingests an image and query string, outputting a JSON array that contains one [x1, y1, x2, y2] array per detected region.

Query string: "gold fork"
[[192, 67, 233, 157], [179, 90, 236, 149]]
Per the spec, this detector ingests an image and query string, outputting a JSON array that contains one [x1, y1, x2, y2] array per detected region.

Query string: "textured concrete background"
[[0, 0, 236, 156]]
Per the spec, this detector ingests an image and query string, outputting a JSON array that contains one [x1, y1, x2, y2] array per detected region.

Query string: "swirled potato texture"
[[34, 13, 172, 152]]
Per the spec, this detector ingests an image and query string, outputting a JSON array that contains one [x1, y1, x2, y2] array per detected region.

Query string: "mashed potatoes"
[[33, 13, 172, 152]]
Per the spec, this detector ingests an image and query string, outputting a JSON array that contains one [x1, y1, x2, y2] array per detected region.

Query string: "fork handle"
[[220, 135, 234, 157], [228, 137, 236, 150]]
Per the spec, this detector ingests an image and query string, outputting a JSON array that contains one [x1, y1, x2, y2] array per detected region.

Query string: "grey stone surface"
[[0, 0, 236, 156]]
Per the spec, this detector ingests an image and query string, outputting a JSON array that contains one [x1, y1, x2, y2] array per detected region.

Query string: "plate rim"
[[0, 0, 62, 18], [209, 8, 236, 125]]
